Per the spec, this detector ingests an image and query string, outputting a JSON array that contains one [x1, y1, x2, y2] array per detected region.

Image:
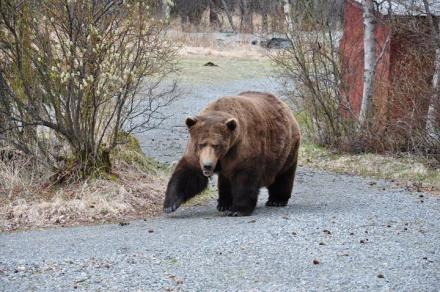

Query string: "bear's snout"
[[202, 163, 214, 177]]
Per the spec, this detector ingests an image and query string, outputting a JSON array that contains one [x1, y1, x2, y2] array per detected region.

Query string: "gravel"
[[1, 76, 439, 291]]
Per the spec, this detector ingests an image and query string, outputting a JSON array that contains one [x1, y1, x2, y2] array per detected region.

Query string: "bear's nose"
[[202, 163, 213, 172]]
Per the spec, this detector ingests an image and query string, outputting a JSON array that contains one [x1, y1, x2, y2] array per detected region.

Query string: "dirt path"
[[1, 168, 439, 291], [1, 59, 439, 291]]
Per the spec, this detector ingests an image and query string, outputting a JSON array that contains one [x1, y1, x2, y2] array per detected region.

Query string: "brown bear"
[[163, 91, 301, 216]]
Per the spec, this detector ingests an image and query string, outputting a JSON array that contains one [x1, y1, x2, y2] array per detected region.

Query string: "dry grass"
[[167, 29, 269, 59], [0, 151, 168, 232], [300, 142, 440, 194]]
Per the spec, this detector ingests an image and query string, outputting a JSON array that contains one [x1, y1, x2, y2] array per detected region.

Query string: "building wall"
[[388, 19, 436, 131], [339, 0, 391, 119]]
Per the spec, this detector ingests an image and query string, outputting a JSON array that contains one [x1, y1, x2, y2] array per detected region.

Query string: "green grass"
[[300, 141, 440, 192], [183, 185, 217, 207], [177, 56, 273, 85], [112, 132, 167, 175]]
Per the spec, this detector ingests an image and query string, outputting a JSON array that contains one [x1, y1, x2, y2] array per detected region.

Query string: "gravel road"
[[1, 72, 440, 291]]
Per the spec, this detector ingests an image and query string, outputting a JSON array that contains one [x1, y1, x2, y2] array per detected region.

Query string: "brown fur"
[[164, 92, 301, 216]]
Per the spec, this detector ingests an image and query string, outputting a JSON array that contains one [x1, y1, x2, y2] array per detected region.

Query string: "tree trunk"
[[161, 0, 171, 23], [209, 0, 221, 29], [426, 49, 440, 139], [240, 0, 253, 33], [283, 0, 294, 33], [262, 12, 268, 33], [221, 0, 236, 32], [423, 0, 440, 139], [359, 0, 376, 128]]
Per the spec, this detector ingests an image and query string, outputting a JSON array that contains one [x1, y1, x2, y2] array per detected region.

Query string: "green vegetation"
[[178, 56, 273, 85], [300, 141, 440, 191], [112, 133, 166, 175], [184, 186, 217, 207]]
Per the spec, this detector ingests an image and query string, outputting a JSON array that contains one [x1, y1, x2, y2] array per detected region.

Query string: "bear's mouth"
[[202, 169, 214, 177]]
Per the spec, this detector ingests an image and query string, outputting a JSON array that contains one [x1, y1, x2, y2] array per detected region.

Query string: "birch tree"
[[359, 0, 376, 128], [221, 0, 236, 32], [283, 0, 294, 33], [422, 0, 440, 139]]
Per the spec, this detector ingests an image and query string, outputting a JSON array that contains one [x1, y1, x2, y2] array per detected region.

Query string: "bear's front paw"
[[163, 197, 183, 214], [223, 208, 253, 217], [217, 201, 232, 212], [265, 200, 288, 207]]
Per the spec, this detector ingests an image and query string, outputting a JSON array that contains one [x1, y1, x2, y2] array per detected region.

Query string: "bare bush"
[[274, 0, 440, 164], [0, 0, 178, 177], [273, 3, 357, 149]]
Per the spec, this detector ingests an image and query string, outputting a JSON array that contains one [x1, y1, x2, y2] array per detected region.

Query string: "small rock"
[[292, 231, 297, 235], [248, 220, 256, 223], [349, 232, 355, 235], [319, 242, 325, 246], [148, 229, 154, 233], [119, 222, 129, 226], [377, 274, 384, 279], [203, 62, 218, 67], [323, 229, 331, 235], [360, 240, 366, 244], [313, 259, 320, 265]]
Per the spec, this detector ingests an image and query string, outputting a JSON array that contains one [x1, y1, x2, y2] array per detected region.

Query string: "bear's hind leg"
[[217, 174, 232, 212], [266, 162, 297, 207], [226, 172, 259, 216]]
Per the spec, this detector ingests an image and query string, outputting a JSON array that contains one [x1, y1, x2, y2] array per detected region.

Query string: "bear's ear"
[[225, 118, 237, 131], [185, 117, 197, 128]]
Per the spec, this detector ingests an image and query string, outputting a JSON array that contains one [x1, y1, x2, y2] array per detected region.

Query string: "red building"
[[340, 0, 437, 129]]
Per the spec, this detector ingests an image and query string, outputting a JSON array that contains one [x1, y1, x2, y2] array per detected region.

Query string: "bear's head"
[[185, 112, 238, 177]]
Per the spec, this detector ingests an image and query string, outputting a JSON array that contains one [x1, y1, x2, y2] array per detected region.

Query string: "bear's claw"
[[217, 203, 232, 212], [265, 200, 288, 207], [163, 201, 182, 213], [223, 209, 253, 217]]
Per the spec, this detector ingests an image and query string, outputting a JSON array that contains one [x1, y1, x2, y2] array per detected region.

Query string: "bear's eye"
[[198, 143, 207, 148], [212, 144, 221, 150]]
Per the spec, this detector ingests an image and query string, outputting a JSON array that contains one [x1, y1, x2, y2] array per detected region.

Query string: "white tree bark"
[[426, 48, 440, 139], [359, 0, 376, 128], [283, 0, 294, 33], [162, 0, 172, 22], [422, 0, 440, 139]]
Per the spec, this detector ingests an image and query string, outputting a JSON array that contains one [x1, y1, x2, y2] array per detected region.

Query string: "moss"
[[112, 132, 166, 174], [183, 185, 217, 206]]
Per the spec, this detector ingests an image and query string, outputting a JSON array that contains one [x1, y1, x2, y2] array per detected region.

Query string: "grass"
[[0, 137, 168, 232], [177, 55, 273, 85], [300, 141, 440, 193]]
